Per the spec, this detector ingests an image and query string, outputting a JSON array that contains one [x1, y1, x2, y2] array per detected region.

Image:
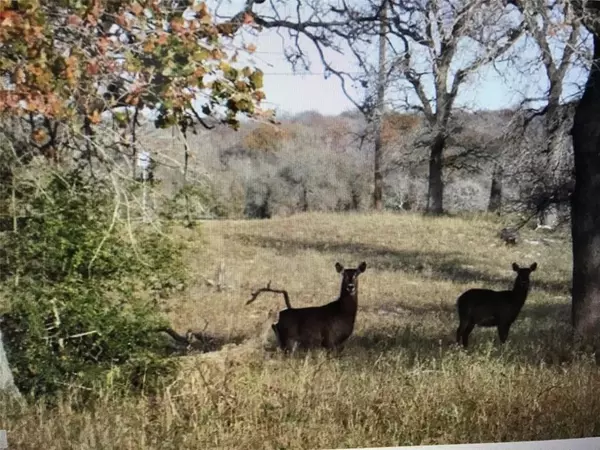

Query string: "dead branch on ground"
[[246, 281, 293, 309]]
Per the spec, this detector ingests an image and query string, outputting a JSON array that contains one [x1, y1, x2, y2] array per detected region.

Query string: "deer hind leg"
[[288, 340, 300, 355], [332, 337, 347, 354], [273, 323, 295, 354], [456, 317, 470, 345], [461, 322, 475, 348], [330, 343, 345, 358], [456, 321, 465, 345]]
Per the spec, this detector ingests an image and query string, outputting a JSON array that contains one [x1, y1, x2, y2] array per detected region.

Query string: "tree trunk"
[[131, 108, 139, 180], [301, 185, 309, 212], [11, 174, 20, 287], [571, 33, 600, 340], [488, 163, 503, 214], [537, 124, 564, 228], [0, 329, 20, 398], [373, 135, 384, 210], [372, 0, 387, 211], [181, 128, 193, 228], [426, 133, 445, 215]]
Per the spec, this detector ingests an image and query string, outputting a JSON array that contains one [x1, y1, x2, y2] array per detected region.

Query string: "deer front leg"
[[497, 324, 510, 344]]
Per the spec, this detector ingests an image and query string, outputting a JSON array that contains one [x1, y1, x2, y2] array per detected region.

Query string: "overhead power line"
[[262, 71, 363, 76]]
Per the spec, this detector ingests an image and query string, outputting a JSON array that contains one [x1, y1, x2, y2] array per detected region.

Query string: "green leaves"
[[0, 170, 184, 400], [249, 70, 264, 90]]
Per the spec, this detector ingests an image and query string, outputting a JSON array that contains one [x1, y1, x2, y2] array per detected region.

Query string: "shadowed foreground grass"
[[3, 212, 599, 450]]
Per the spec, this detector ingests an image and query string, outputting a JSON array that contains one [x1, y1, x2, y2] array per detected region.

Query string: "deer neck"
[[511, 279, 530, 305], [339, 286, 358, 314]]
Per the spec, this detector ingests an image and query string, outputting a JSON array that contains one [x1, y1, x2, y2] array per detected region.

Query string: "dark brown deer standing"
[[246, 261, 367, 353], [455, 262, 537, 348]]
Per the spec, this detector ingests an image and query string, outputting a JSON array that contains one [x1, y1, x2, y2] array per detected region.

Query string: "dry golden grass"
[[4, 211, 600, 449]]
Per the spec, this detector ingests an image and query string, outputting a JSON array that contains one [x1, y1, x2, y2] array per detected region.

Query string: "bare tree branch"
[[246, 281, 293, 309]]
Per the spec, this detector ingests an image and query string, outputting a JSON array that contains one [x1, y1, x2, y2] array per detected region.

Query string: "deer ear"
[[530, 262, 537, 271], [358, 261, 367, 273], [335, 262, 344, 273], [512, 262, 519, 272]]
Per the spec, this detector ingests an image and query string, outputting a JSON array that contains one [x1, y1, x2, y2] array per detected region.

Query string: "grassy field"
[[4, 211, 600, 449]]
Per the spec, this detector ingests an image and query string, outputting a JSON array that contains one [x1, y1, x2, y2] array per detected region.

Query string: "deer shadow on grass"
[[344, 301, 582, 368], [364, 299, 455, 317], [234, 234, 569, 296]]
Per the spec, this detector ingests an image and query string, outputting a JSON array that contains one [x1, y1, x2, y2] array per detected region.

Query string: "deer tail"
[[282, 292, 293, 309]]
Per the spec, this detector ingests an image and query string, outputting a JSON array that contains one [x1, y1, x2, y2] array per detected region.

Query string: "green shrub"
[[0, 170, 184, 400], [161, 182, 226, 221]]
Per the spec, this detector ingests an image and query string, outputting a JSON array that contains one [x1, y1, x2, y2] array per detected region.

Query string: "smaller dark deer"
[[455, 262, 537, 348], [246, 261, 367, 353]]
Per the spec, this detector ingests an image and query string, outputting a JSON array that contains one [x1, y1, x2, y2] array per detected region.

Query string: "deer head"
[[512, 262, 537, 289], [335, 261, 367, 295]]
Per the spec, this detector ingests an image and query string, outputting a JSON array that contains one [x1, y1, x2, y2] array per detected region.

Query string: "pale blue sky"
[[240, 29, 588, 117]]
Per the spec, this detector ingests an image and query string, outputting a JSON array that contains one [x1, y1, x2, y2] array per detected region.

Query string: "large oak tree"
[[570, 3, 600, 340]]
